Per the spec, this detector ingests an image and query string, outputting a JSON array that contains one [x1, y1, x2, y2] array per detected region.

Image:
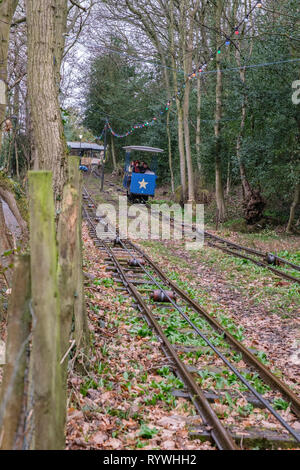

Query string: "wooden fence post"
[[0, 255, 31, 450], [73, 162, 89, 353], [28, 171, 63, 450], [57, 156, 82, 436]]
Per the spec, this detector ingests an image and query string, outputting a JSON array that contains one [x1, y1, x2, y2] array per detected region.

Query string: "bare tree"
[[0, 0, 19, 146]]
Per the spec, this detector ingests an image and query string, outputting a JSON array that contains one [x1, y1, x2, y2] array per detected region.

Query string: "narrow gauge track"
[[100, 179, 300, 286], [82, 185, 300, 450]]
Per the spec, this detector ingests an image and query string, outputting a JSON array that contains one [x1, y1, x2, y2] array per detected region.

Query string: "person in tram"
[[128, 160, 140, 189], [140, 161, 155, 175], [133, 160, 141, 173]]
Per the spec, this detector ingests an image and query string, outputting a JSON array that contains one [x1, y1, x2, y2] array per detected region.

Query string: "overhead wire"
[[89, 1, 299, 139]]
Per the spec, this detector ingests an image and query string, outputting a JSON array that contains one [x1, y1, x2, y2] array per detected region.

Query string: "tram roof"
[[123, 146, 164, 153], [67, 142, 104, 151]]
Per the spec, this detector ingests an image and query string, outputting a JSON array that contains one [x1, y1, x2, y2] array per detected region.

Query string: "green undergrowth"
[[195, 246, 299, 317], [135, 269, 276, 399], [0, 172, 28, 222], [80, 275, 196, 441], [136, 242, 297, 391], [140, 239, 299, 318]]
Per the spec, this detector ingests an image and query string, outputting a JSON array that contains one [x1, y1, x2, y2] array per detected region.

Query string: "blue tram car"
[[122, 146, 163, 203]]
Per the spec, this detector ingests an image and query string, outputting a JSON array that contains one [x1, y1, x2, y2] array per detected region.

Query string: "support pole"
[[74, 165, 89, 352], [100, 121, 108, 192], [28, 171, 62, 450], [0, 255, 31, 450], [57, 156, 80, 437]]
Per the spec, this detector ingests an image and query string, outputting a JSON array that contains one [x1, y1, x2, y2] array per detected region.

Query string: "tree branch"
[[11, 17, 26, 27], [69, 0, 87, 11]]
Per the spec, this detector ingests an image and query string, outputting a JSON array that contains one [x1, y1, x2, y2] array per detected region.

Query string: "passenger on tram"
[[140, 161, 155, 175], [128, 160, 141, 189], [133, 160, 141, 173]]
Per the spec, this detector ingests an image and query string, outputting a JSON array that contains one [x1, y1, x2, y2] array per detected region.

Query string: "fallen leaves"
[[66, 222, 214, 451], [91, 431, 108, 445], [157, 415, 186, 430]]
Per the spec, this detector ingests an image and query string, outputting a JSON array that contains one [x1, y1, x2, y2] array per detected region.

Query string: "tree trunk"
[[111, 135, 117, 171], [183, 72, 195, 202], [0, 201, 14, 284], [0, 187, 27, 236], [53, 0, 68, 89], [169, 0, 186, 200], [166, 109, 175, 194], [214, 54, 226, 221], [181, 1, 195, 203], [226, 160, 231, 196], [235, 53, 265, 224], [0, 0, 19, 148], [214, 0, 226, 221], [26, 0, 68, 206], [177, 104, 187, 200], [286, 182, 300, 233], [196, 73, 202, 177]]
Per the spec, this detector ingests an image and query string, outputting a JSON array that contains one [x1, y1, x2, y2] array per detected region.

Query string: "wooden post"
[[74, 164, 89, 352], [57, 156, 81, 436], [28, 171, 63, 450], [0, 255, 31, 450]]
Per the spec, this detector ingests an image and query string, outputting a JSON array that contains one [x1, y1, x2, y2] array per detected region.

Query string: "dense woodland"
[[0, 0, 299, 451], [83, 0, 300, 230], [1, 1, 300, 231]]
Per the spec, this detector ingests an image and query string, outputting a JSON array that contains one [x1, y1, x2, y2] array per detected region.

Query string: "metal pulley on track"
[[150, 290, 176, 303], [128, 258, 145, 267], [114, 236, 121, 246], [266, 253, 279, 266]]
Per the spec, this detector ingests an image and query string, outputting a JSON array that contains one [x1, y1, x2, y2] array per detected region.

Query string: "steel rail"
[[117, 241, 300, 442], [94, 177, 300, 274], [83, 186, 300, 412], [82, 193, 300, 443], [207, 241, 300, 286], [82, 203, 237, 449], [204, 232, 300, 273], [129, 240, 300, 418], [105, 241, 238, 450]]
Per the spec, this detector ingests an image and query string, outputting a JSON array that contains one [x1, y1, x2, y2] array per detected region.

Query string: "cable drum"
[[150, 290, 177, 303], [128, 258, 145, 267]]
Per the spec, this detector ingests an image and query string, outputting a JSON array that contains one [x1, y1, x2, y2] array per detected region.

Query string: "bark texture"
[[214, 0, 226, 221], [57, 156, 81, 441], [26, 0, 68, 205], [286, 182, 300, 233], [28, 171, 63, 450], [0, 0, 19, 147], [0, 255, 31, 450]]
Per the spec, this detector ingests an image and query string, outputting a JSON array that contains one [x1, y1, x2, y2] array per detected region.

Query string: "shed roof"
[[67, 142, 104, 151], [123, 146, 164, 153]]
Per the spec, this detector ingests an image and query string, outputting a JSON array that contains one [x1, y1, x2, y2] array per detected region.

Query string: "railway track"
[[204, 235, 300, 286], [82, 185, 300, 450], [97, 178, 300, 286]]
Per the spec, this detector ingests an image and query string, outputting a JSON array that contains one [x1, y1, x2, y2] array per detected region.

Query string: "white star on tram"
[[138, 178, 149, 189]]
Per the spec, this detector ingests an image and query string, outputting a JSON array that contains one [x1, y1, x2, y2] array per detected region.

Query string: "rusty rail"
[[82, 185, 300, 448]]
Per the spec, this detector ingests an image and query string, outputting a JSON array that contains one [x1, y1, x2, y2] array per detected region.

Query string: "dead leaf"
[[157, 415, 186, 429], [92, 431, 108, 445], [162, 440, 176, 450], [68, 409, 83, 420], [104, 437, 122, 449]]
